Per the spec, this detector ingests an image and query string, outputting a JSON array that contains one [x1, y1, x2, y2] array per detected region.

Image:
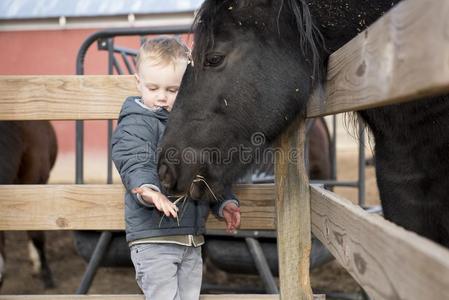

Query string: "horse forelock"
[[192, 0, 230, 73], [192, 0, 325, 83]]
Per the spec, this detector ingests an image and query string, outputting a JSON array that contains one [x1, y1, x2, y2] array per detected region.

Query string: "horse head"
[[158, 0, 324, 199]]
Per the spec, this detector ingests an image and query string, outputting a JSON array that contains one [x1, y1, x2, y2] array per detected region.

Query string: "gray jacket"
[[111, 97, 238, 242]]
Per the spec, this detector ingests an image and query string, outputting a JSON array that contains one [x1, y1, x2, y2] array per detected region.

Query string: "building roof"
[[0, 0, 203, 20]]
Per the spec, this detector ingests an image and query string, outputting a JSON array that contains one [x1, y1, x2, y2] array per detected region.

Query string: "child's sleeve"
[[111, 114, 161, 207], [210, 185, 240, 218]]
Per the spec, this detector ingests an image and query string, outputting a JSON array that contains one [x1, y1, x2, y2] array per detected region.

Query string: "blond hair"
[[136, 36, 190, 72]]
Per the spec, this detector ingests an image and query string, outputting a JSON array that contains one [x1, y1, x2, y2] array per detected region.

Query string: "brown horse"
[[249, 117, 331, 181], [307, 118, 331, 181], [0, 121, 57, 288]]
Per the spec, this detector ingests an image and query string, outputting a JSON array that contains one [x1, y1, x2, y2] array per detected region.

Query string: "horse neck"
[[307, 0, 402, 53]]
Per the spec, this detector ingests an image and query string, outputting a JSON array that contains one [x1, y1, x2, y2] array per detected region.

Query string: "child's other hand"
[[132, 187, 178, 218], [223, 202, 241, 233]]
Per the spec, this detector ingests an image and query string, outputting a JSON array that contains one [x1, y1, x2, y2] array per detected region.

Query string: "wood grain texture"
[[207, 184, 276, 230], [310, 185, 449, 300], [307, 0, 449, 117], [0, 184, 276, 231], [0, 294, 325, 299], [0, 295, 280, 300], [0, 75, 137, 120], [275, 117, 313, 300]]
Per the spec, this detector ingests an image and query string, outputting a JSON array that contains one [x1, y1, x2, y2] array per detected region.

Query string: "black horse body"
[[158, 0, 449, 247]]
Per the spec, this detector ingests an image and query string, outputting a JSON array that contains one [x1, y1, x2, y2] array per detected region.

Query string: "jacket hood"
[[117, 96, 169, 122]]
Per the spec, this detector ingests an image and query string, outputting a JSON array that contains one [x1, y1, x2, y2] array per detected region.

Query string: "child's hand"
[[132, 187, 178, 218], [222, 202, 241, 233]]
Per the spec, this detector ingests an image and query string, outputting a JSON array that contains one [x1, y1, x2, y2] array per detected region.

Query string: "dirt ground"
[[0, 149, 379, 296]]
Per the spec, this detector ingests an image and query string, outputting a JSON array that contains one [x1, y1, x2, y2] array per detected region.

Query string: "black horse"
[[0, 121, 57, 288], [158, 0, 449, 247]]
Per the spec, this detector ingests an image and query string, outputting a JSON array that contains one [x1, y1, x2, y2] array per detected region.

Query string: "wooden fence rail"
[[0, 75, 135, 120], [0, 295, 318, 300], [0, 295, 298, 300], [311, 186, 449, 299], [0, 184, 276, 231]]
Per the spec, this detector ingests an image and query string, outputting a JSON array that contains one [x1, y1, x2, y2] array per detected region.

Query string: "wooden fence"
[[1, 0, 449, 299]]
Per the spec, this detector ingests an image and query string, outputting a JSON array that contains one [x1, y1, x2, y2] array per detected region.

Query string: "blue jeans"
[[130, 243, 202, 300]]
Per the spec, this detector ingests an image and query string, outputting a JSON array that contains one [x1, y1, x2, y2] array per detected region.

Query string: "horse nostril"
[[158, 160, 177, 191]]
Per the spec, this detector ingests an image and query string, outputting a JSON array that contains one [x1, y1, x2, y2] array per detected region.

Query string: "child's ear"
[[134, 73, 142, 93]]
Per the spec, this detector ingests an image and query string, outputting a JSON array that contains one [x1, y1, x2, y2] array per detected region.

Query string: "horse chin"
[[158, 159, 193, 195], [163, 177, 190, 197], [189, 175, 224, 202], [189, 182, 205, 200], [158, 161, 175, 191]]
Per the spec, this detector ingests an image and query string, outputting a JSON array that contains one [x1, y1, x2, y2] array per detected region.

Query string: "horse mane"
[[286, 0, 325, 83], [191, 0, 325, 83]]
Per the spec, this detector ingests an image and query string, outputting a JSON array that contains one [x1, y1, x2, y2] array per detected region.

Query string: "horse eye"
[[205, 54, 224, 67]]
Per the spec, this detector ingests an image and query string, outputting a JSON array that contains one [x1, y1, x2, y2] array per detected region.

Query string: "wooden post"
[[275, 117, 313, 300]]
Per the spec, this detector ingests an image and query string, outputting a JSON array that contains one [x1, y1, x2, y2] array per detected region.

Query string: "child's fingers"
[[153, 200, 163, 212], [164, 202, 177, 218], [162, 203, 171, 217], [225, 214, 240, 232], [153, 198, 178, 218], [169, 208, 178, 218], [234, 212, 241, 228], [171, 203, 179, 212], [170, 207, 178, 218], [171, 202, 178, 217], [226, 223, 236, 233], [224, 205, 240, 216], [226, 221, 235, 232], [165, 199, 178, 216], [162, 202, 178, 218], [224, 215, 235, 232]]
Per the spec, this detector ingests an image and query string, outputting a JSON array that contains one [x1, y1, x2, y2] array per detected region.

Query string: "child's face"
[[135, 59, 187, 111]]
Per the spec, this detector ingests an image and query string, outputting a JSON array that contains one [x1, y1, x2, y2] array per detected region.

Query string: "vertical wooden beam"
[[275, 117, 313, 300]]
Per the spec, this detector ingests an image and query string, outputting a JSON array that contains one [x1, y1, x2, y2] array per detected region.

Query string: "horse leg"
[[27, 231, 55, 288], [0, 122, 27, 289], [18, 121, 57, 289], [18, 160, 56, 289]]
